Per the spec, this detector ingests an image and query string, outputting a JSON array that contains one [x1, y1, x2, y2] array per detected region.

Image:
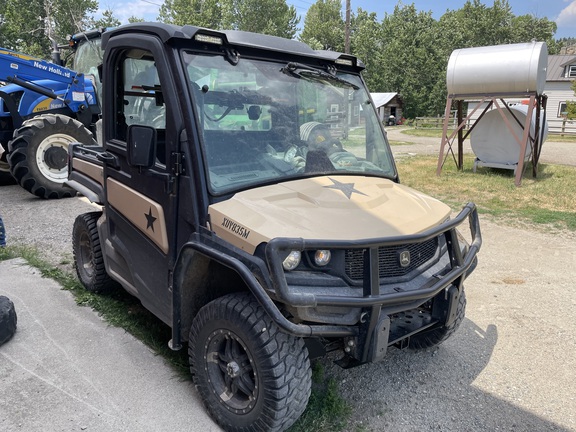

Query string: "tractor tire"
[[0, 295, 17, 346], [409, 289, 467, 350], [73, 212, 117, 294], [189, 293, 311, 432], [7, 114, 96, 199]]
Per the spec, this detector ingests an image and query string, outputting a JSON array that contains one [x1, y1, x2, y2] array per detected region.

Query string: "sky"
[[95, 0, 576, 40]]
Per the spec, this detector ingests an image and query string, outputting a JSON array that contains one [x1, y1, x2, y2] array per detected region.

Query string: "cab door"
[[101, 36, 181, 325]]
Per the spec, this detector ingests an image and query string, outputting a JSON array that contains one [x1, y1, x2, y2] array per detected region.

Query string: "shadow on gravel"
[[0, 172, 17, 186], [323, 318, 570, 432]]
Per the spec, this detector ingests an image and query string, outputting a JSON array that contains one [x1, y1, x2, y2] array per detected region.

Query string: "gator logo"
[[399, 250, 411, 268]]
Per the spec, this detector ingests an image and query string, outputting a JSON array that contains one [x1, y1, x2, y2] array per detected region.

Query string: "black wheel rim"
[[78, 231, 94, 278], [204, 329, 258, 414]]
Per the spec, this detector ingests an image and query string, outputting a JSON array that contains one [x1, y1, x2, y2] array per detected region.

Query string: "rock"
[[0, 295, 17, 345]]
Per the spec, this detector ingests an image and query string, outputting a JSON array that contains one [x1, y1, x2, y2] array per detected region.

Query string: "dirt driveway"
[[386, 126, 576, 166], [0, 132, 575, 431]]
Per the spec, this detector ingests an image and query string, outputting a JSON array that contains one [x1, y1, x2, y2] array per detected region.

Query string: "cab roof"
[[101, 22, 365, 71]]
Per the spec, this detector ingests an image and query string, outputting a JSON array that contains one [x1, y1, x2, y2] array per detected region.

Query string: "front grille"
[[344, 238, 439, 281]]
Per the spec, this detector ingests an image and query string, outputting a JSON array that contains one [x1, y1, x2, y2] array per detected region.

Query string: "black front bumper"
[[263, 202, 481, 362], [175, 203, 481, 364]]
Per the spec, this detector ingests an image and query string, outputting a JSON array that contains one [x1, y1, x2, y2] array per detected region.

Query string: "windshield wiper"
[[280, 62, 359, 90]]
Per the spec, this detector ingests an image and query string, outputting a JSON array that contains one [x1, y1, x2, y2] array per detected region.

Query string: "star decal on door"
[[145, 207, 157, 232]]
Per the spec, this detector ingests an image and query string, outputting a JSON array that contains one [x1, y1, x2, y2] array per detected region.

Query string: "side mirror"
[[127, 124, 156, 168]]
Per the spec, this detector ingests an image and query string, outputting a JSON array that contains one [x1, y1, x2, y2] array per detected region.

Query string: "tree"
[[566, 80, 576, 120], [379, 3, 444, 118], [437, 0, 514, 56], [0, 0, 97, 58], [510, 15, 558, 53], [223, 0, 299, 38], [92, 8, 121, 29], [157, 0, 298, 38], [349, 8, 384, 91], [437, 1, 558, 54], [299, 0, 344, 51], [158, 0, 222, 28]]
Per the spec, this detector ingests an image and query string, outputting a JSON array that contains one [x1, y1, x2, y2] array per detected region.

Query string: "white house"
[[544, 53, 576, 131]]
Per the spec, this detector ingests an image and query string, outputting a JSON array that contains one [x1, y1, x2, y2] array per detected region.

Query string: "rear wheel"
[[8, 114, 96, 199], [409, 289, 467, 350], [189, 293, 311, 432], [73, 212, 117, 293]]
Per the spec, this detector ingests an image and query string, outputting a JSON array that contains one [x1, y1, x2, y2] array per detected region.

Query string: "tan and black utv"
[[68, 22, 482, 432]]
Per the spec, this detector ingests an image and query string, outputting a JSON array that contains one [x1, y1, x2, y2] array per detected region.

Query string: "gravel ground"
[[0, 133, 575, 431], [386, 126, 576, 166]]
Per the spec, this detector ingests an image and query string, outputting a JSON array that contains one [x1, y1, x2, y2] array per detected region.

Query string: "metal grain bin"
[[446, 42, 548, 97]]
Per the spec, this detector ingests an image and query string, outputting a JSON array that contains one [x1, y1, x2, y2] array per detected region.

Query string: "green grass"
[[288, 362, 351, 432], [398, 154, 576, 230]]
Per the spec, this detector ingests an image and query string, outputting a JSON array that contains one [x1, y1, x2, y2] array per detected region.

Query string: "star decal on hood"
[[324, 178, 368, 199]]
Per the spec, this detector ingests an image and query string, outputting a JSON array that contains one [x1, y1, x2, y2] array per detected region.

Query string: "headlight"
[[314, 250, 331, 266], [282, 250, 301, 271]]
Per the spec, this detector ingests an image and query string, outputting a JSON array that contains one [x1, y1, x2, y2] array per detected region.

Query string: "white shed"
[[370, 93, 403, 124]]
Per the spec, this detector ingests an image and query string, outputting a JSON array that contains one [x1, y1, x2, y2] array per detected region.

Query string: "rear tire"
[[189, 293, 311, 432], [8, 114, 96, 199], [73, 212, 117, 293], [409, 290, 467, 350]]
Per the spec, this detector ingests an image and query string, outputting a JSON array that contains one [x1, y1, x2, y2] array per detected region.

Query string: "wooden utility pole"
[[345, 0, 351, 53]]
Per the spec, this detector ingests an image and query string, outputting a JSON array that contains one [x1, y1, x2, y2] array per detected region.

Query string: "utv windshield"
[[182, 52, 396, 195]]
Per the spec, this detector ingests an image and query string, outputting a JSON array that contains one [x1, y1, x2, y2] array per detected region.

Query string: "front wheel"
[[8, 114, 96, 199], [189, 293, 311, 432]]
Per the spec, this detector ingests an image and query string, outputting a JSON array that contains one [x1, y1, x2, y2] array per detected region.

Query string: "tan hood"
[[209, 176, 451, 253]]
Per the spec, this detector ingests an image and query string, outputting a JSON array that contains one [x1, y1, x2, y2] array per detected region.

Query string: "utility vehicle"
[[68, 22, 482, 432]]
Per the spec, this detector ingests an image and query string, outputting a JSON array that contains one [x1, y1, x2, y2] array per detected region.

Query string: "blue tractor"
[[0, 31, 103, 198]]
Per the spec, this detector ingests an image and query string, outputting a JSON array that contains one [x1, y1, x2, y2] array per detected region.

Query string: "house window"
[[558, 102, 568, 117], [569, 65, 576, 78]]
